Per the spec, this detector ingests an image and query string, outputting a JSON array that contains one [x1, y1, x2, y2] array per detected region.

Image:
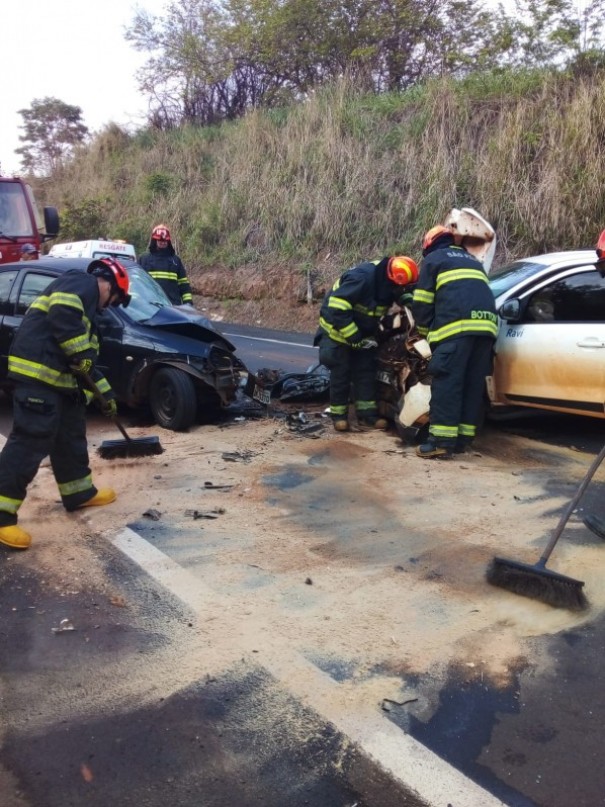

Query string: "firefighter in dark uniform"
[[315, 256, 418, 432], [138, 224, 193, 305], [412, 225, 497, 458], [0, 258, 131, 550]]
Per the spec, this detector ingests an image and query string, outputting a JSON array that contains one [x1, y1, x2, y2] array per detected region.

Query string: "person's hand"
[[350, 338, 378, 350], [100, 398, 118, 418], [71, 358, 93, 374]]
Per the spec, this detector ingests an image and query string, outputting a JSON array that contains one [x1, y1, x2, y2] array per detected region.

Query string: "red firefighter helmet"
[[151, 224, 171, 242], [596, 229, 605, 259], [87, 257, 131, 307], [386, 256, 419, 285], [422, 225, 451, 251]]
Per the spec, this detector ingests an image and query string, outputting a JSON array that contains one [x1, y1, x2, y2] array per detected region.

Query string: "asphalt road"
[[1, 322, 604, 807]]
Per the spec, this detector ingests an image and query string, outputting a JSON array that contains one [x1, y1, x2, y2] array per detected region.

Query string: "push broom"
[[486, 442, 605, 611], [75, 369, 164, 460]]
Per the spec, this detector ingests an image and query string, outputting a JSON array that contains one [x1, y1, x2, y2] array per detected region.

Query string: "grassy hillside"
[[35, 69, 605, 330]]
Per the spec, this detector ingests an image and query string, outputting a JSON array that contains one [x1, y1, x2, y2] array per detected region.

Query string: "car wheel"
[[149, 367, 197, 431]]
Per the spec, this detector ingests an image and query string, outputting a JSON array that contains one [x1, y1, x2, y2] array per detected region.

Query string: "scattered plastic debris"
[[222, 450, 255, 463], [185, 508, 226, 520], [286, 411, 326, 436], [381, 697, 418, 711], [203, 481, 234, 490], [52, 618, 75, 633]]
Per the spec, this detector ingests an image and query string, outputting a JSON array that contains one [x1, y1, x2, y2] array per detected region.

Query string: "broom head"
[[486, 556, 588, 612], [98, 436, 164, 460]]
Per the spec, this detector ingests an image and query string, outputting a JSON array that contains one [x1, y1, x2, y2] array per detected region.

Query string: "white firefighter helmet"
[[445, 207, 496, 273]]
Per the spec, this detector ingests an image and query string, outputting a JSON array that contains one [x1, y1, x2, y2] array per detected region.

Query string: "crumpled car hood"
[[141, 305, 236, 351]]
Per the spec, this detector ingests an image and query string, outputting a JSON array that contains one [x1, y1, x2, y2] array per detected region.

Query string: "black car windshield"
[[125, 264, 174, 322], [488, 260, 547, 297]]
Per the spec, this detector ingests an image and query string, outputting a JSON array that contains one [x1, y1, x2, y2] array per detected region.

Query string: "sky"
[[1, 0, 167, 176], [1, 0, 527, 178]]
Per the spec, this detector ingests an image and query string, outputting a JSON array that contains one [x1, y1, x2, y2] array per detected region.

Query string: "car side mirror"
[[499, 299, 521, 322]]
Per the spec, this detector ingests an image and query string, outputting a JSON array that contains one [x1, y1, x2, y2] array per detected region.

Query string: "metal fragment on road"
[[52, 618, 75, 633]]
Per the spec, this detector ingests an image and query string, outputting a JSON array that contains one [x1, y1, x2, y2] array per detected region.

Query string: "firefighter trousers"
[[318, 336, 379, 420], [0, 383, 97, 527], [427, 335, 494, 447]]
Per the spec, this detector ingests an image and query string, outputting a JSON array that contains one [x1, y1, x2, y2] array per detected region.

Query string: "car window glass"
[[125, 263, 173, 322], [0, 271, 18, 315], [16, 273, 53, 315], [523, 270, 605, 323]]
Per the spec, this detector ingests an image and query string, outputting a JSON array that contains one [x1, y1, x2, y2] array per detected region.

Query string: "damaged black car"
[[0, 257, 257, 431]]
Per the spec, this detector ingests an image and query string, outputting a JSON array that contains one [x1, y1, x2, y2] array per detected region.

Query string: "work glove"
[[71, 358, 93, 375], [100, 398, 118, 418], [350, 338, 378, 350]]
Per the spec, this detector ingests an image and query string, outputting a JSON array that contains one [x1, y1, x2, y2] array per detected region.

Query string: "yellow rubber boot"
[[77, 488, 117, 509], [0, 525, 32, 550]]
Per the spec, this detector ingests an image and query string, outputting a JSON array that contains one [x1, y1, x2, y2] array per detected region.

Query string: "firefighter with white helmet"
[[412, 210, 497, 458]]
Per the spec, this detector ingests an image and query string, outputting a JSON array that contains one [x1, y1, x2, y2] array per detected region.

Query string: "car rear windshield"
[[488, 260, 547, 297]]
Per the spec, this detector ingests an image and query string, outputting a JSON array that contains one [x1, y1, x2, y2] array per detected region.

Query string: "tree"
[[16, 97, 89, 175]]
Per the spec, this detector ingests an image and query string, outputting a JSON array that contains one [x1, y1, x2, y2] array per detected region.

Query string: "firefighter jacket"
[[316, 258, 403, 346], [411, 242, 497, 346], [8, 270, 113, 398], [139, 248, 192, 305]]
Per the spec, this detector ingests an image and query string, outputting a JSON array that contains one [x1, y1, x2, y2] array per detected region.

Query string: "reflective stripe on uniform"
[[428, 318, 498, 344], [458, 423, 476, 437], [0, 494, 22, 514], [435, 268, 489, 290], [355, 400, 377, 411], [8, 356, 77, 389], [318, 316, 359, 344], [58, 474, 93, 497], [413, 289, 434, 304], [30, 292, 85, 314], [148, 271, 178, 282], [429, 424, 458, 439], [327, 296, 353, 312]]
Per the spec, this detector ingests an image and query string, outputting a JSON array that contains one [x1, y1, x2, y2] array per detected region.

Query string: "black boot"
[[453, 436, 474, 454], [416, 438, 454, 459]]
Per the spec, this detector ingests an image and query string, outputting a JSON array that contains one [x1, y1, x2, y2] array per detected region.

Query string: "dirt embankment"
[[189, 262, 332, 332]]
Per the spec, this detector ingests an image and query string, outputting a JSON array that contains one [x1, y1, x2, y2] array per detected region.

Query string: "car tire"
[[149, 367, 197, 431]]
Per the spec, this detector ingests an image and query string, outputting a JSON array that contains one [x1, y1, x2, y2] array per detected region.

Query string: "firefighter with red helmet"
[[412, 221, 497, 458], [138, 224, 193, 305], [0, 258, 131, 550], [315, 255, 419, 432]]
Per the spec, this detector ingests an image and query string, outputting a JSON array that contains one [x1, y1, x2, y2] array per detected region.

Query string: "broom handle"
[[537, 441, 605, 567], [73, 368, 133, 444]]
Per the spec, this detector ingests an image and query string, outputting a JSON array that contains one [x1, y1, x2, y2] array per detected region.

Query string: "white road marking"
[[223, 332, 316, 350], [112, 526, 508, 807]]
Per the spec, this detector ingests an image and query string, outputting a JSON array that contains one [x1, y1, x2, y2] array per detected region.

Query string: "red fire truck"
[[0, 176, 59, 263]]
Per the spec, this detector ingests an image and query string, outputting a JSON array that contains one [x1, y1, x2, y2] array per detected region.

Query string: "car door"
[[0, 268, 20, 380], [494, 267, 605, 416]]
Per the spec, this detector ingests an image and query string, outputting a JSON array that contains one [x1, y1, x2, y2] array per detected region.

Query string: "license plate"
[[252, 384, 271, 405]]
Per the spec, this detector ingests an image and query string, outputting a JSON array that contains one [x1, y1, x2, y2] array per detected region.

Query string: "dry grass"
[[38, 70, 605, 310]]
